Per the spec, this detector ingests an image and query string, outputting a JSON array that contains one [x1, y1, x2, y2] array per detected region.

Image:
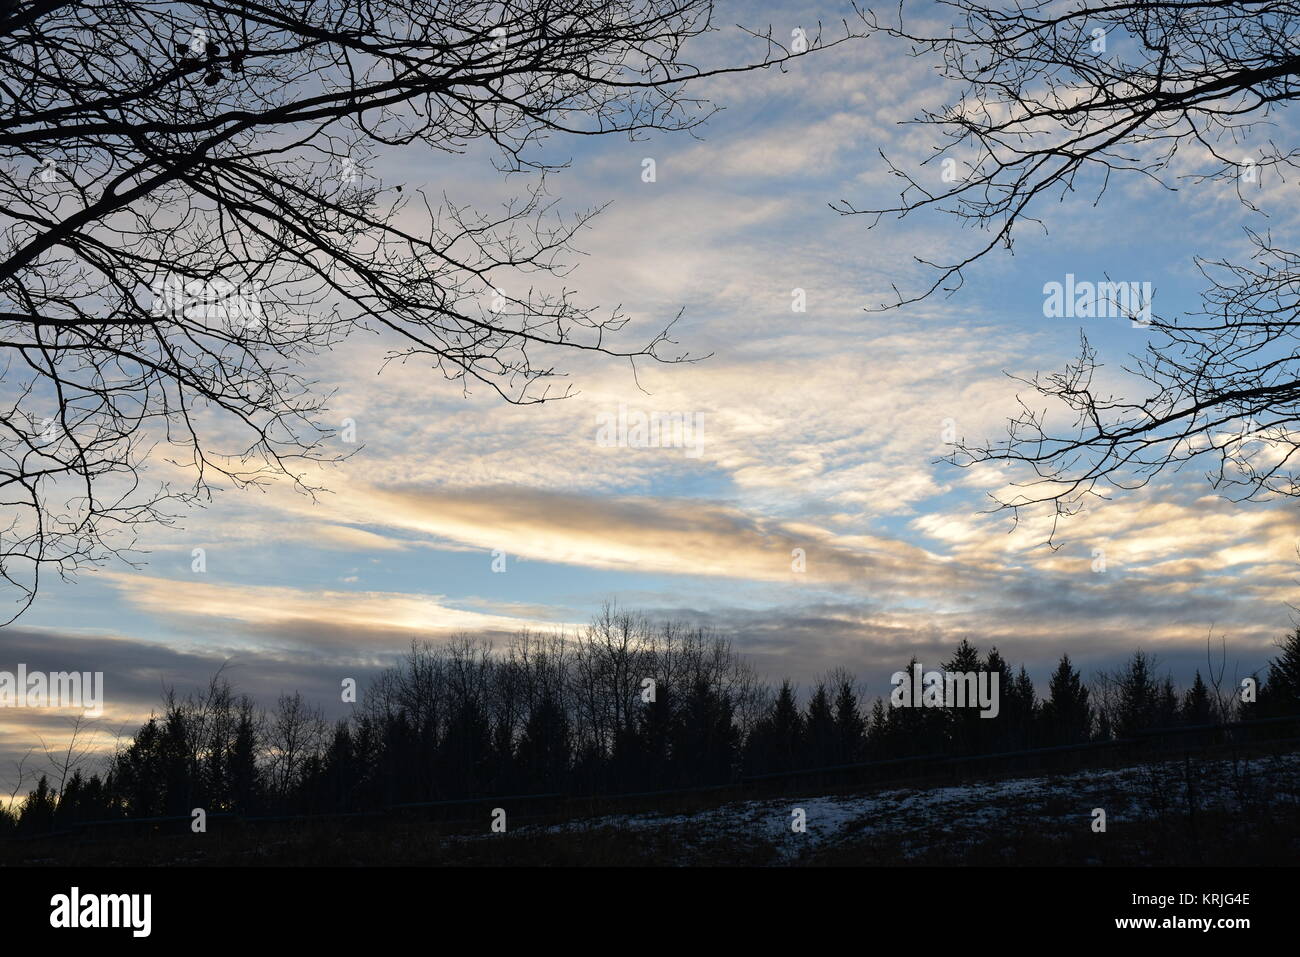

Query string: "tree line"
[[4, 608, 1299, 836]]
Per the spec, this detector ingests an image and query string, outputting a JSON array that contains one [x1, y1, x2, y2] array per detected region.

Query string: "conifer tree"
[[1157, 676, 1181, 728], [944, 639, 983, 753], [1115, 652, 1159, 737], [1183, 671, 1213, 726], [1007, 665, 1038, 749], [805, 683, 836, 768], [770, 680, 805, 770], [1041, 655, 1091, 745], [832, 676, 867, 764], [868, 698, 891, 757], [1262, 628, 1300, 717]]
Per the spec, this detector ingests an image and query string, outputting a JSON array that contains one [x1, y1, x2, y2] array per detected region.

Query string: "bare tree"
[[0, 1, 863, 619], [38, 715, 101, 796], [1203, 626, 1243, 725], [266, 690, 325, 800], [847, 0, 1300, 536], [2, 745, 37, 813]]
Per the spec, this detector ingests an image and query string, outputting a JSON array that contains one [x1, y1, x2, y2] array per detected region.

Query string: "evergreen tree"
[[53, 770, 84, 829], [1006, 665, 1037, 749], [984, 647, 1012, 690], [1261, 628, 1300, 717], [438, 696, 495, 796], [1183, 671, 1213, 726], [885, 657, 948, 756], [515, 693, 571, 792], [670, 680, 739, 785], [804, 683, 836, 768], [1156, 676, 1180, 728], [832, 677, 867, 764], [944, 639, 982, 673], [944, 639, 983, 753], [229, 708, 262, 814], [1041, 654, 1091, 744], [867, 698, 891, 757], [1115, 651, 1158, 737], [17, 776, 56, 834], [315, 720, 358, 813], [1095, 710, 1113, 742], [744, 680, 804, 774], [981, 646, 1014, 751], [633, 682, 674, 789], [81, 773, 111, 822], [160, 705, 195, 815]]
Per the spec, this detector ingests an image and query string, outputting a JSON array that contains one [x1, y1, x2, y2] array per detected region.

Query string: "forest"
[[4, 608, 1299, 837]]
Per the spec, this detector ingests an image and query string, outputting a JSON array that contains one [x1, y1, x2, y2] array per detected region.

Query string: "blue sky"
[[4, 0, 1298, 775]]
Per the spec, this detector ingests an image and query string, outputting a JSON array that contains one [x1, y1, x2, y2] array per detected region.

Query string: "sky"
[[4, 0, 1300, 781]]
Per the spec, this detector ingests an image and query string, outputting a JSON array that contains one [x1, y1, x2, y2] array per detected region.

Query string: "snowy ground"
[[495, 751, 1300, 863]]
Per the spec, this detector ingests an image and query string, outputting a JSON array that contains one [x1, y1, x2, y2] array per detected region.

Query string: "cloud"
[[100, 479, 1297, 697], [6, 0, 1296, 778], [0, 627, 403, 796], [98, 571, 573, 652]]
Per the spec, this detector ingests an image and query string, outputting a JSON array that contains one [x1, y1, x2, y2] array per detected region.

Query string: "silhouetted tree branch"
[[847, 0, 1300, 535], [0, 0, 864, 620]]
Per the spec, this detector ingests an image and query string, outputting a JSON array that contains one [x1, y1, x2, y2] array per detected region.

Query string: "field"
[[6, 748, 1297, 867]]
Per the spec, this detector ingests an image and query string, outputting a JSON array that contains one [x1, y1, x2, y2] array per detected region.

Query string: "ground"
[[4, 749, 1297, 865]]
